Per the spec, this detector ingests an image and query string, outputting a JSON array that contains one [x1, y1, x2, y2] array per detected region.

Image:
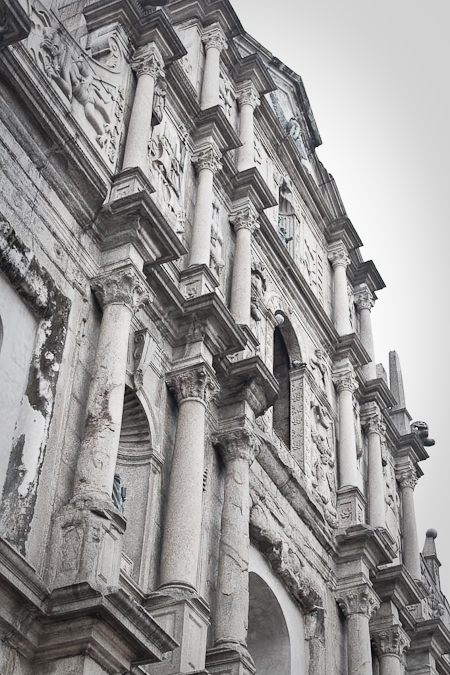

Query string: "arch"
[[248, 571, 291, 675], [119, 386, 152, 453]]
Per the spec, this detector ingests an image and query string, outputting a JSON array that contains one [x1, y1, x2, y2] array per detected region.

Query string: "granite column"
[[189, 144, 222, 267], [354, 285, 377, 380], [334, 371, 359, 488], [237, 84, 260, 172], [397, 466, 421, 580], [337, 585, 379, 675], [364, 413, 386, 528], [201, 24, 228, 110], [229, 208, 258, 325], [328, 244, 352, 336]]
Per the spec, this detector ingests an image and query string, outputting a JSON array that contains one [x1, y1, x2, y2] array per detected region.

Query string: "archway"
[[248, 571, 291, 675]]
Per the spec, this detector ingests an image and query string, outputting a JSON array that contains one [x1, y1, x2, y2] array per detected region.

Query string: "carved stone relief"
[[148, 115, 186, 221], [219, 69, 234, 118], [209, 197, 224, 278]]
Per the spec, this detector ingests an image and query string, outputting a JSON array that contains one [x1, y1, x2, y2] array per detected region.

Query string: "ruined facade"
[[0, 0, 449, 674]]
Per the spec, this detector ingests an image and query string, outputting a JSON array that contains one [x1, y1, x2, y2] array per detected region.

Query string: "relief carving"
[[372, 624, 410, 657], [250, 261, 267, 322], [149, 116, 186, 217], [210, 197, 224, 278], [310, 400, 337, 525]]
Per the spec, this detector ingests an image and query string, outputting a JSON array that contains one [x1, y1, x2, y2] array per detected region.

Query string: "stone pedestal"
[[229, 208, 258, 326], [337, 585, 380, 675], [364, 413, 386, 528], [122, 43, 164, 172], [160, 363, 219, 592], [213, 428, 260, 649], [189, 144, 222, 268], [206, 645, 255, 675], [354, 285, 377, 380], [237, 85, 260, 172], [201, 24, 228, 110], [397, 466, 421, 580], [328, 243, 352, 336], [372, 624, 410, 675], [337, 485, 367, 529], [334, 371, 359, 488]]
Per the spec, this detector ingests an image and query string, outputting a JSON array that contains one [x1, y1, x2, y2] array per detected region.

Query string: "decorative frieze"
[[167, 364, 219, 405], [337, 585, 380, 619], [91, 268, 150, 312]]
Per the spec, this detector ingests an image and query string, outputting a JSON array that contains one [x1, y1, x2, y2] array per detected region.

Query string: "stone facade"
[[0, 1, 448, 674]]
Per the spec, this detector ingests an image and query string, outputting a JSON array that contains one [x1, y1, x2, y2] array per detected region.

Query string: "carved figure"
[[310, 348, 327, 387], [219, 70, 233, 117], [251, 261, 267, 321], [210, 198, 224, 277], [149, 118, 185, 213], [310, 401, 337, 522], [411, 421, 435, 447], [153, 75, 167, 125], [112, 474, 127, 512], [287, 117, 302, 141]]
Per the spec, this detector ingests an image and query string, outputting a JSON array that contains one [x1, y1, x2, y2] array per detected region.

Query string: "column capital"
[[192, 143, 222, 174], [333, 371, 358, 394], [363, 413, 386, 437], [237, 83, 260, 110], [354, 284, 375, 311], [336, 584, 380, 619], [328, 244, 351, 269], [396, 466, 418, 490], [131, 43, 164, 79], [91, 267, 150, 312], [230, 207, 259, 234], [202, 23, 228, 52], [372, 624, 410, 658], [167, 363, 219, 406], [213, 427, 261, 464]]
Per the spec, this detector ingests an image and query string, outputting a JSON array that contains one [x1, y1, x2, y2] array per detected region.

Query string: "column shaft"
[[201, 25, 227, 110], [379, 654, 402, 675], [347, 613, 373, 675], [229, 209, 258, 325], [399, 469, 421, 579], [337, 386, 358, 488], [365, 417, 386, 528], [122, 73, 156, 171], [190, 166, 215, 267], [334, 264, 351, 335], [238, 103, 255, 172], [360, 307, 376, 379], [159, 399, 206, 589]]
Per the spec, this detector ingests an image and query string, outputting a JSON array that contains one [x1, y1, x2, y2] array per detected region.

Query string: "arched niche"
[[249, 547, 306, 675], [116, 386, 162, 589]]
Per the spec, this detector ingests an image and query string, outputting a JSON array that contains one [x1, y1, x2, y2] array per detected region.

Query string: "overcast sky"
[[230, 0, 450, 590]]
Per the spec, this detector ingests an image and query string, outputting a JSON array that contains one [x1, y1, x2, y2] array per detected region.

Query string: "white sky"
[[230, 0, 450, 590]]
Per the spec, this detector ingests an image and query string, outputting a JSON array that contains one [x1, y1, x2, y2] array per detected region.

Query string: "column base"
[[180, 265, 219, 300], [49, 493, 126, 589], [145, 586, 210, 674], [337, 485, 367, 529], [206, 644, 255, 675]]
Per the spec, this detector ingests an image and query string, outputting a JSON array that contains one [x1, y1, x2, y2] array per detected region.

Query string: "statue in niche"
[[310, 400, 337, 522], [287, 117, 302, 141], [251, 261, 267, 322], [219, 70, 233, 117], [278, 177, 296, 245], [210, 198, 224, 277], [310, 348, 327, 388], [152, 74, 167, 126], [149, 117, 185, 215], [112, 474, 127, 512]]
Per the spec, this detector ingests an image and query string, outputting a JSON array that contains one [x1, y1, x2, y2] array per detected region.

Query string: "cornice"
[[333, 333, 371, 370], [214, 354, 279, 417], [372, 564, 422, 616], [194, 105, 242, 153], [167, 60, 201, 123], [335, 524, 397, 569], [232, 52, 277, 95], [232, 167, 278, 213], [395, 432, 429, 465], [326, 216, 363, 251], [358, 377, 398, 410], [349, 259, 386, 294], [166, 0, 244, 39]]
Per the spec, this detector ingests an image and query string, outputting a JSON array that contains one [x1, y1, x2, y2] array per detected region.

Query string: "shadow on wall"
[[248, 571, 291, 675]]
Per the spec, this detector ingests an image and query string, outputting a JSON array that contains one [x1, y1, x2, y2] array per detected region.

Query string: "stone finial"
[[333, 371, 358, 394], [237, 83, 260, 110], [230, 207, 259, 234], [389, 350, 406, 408], [166, 363, 219, 405], [396, 466, 418, 490], [372, 624, 410, 657], [328, 243, 350, 269], [213, 427, 261, 464], [131, 43, 164, 79], [354, 284, 375, 311], [336, 585, 380, 619], [363, 414, 386, 437], [192, 143, 222, 174], [202, 23, 228, 53], [91, 268, 151, 311]]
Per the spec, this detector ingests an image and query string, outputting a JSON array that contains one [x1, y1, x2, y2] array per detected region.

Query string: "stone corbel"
[[132, 328, 156, 390]]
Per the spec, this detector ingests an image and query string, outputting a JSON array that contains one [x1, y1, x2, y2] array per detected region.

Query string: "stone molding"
[[363, 414, 386, 437], [167, 363, 219, 405], [328, 244, 351, 269], [91, 267, 150, 312], [354, 284, 375, 311], [396, 466, 418, 490], [230, 207, 259, 234], [213, 427, 261, 464], [333, 371, 358, 394], [337, 584, 380, 619], [202, 23, 228, 53], [131, 43, 164, 79], [192, 143, 222, 174], [371, 624, 410, 657], [237, 83, 260, 110]]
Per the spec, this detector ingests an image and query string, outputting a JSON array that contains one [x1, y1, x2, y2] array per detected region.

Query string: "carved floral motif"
[[372, 624, 410, 657], [132, 43, 164, 79], [91, 268, 150, 311], [363, 414, 386, 437], [237, 83, 260, 110], [167, 364, 219, 404], [396, 466, 418, 490], [230, 207, 259, 234], [333, 371, 358, 394], [337, 585, 380, 619]]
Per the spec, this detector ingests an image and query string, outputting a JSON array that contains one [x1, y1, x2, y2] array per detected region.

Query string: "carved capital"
[[328, 244, 350, 270], [213, 427, 261, 464], [230, 207, 259, 234], [192, 143, 222, 174], [337, 585, 380, 619], [91, 268, 150, 312], [354, 284, 375, 311], [372, 624, 410, 657], [363, 414, 386, 437], [202, 23, 228, 53], [396, 466, 418, 490], [167, 364, 219, 405], [333, 371, 358, 394], [132, 43, 164, 79], [237, 83, 260, 110]]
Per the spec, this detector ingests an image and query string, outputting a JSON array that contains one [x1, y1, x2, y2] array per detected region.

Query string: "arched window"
[[248, 571, 291, 675]]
